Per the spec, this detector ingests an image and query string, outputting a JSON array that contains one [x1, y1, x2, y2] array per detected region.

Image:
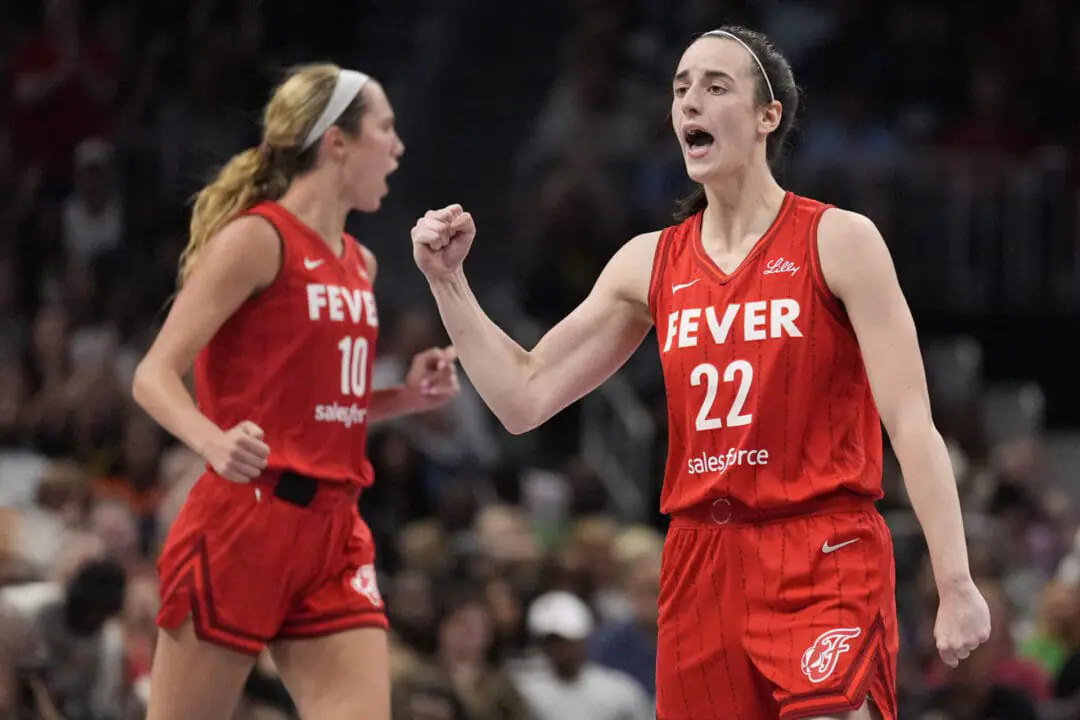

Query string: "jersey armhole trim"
[[647, 228, 673, 320], [808, 205, 852, 330], [349, 235, 369, 273], [240, 204, 288, 297]]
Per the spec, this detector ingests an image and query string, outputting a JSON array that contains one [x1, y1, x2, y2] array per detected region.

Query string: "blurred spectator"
[[8, 0, 117, 189], [152, 32, 251, 203], [372, 308, 501, 474], [0, 3, 1078, 719], [61, 138, 124, 264], [511, 590, 652, 720], [434, 583, 529, 720], [0, 558, 128, 720], [588, 549, 661, 699]]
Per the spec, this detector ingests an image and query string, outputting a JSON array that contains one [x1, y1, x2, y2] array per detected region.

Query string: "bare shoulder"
[[600, 230, 663, 308], [815, 207, 894, 298], [358, 243, 378, 283], [191, 214, 282, 290]]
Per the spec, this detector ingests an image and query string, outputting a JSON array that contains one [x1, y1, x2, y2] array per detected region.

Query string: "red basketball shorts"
[[656, 494, 898, 720], [156, 470, 387, 656]]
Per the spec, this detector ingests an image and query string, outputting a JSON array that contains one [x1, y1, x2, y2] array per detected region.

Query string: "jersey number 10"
[[337, 336, 370, 398], [690, 360, 753, 430]]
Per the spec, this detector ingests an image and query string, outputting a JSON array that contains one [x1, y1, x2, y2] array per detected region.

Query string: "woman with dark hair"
[[414, 26, 991, 720]]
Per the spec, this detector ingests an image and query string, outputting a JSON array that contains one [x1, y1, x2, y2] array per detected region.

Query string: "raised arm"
[[413, 205, 656, 434], [816, 208, 991, 666], [357, 244, 461, 421]]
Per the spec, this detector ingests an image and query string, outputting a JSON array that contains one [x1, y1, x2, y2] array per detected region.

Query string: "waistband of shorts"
[[669, 490, 875, 528], [248, 469, 360, 512]]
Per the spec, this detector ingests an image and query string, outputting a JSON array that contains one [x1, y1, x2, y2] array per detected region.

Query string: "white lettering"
[[327, 285, 346, 322], [664, 299, 803, 352], [362, 290, 379, 327], [306, 284, 377, 327], [313, 402, 368, 428], [686, 448, 769, 475], [341, 287, 363, 323], [772, 298, 802, 338], [664, 312, 679, 353], [705, 304, 739, 344], [307, 284, 327, 321], [677, 308, 701, 348], [743, 301, 768, 341], [763, 257, 800, 276]]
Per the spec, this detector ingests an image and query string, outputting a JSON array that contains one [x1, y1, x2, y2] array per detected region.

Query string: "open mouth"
[[684, 128, 715, 158]]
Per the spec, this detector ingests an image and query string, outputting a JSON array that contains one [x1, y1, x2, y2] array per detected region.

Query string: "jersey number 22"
[[690, 360, 753, 430]]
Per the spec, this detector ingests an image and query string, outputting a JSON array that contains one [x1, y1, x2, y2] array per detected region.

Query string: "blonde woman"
[[133, 64, 460, 719]]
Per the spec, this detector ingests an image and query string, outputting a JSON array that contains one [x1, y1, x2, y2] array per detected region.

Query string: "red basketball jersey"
[[649, 192, 883, 514], [193, 201, 379, 487]]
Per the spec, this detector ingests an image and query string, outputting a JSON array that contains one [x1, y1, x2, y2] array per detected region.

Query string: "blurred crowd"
[[1, 0, 1079, 718]]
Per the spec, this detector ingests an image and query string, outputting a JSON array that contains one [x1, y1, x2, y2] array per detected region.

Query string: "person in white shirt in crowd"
[[511, 590, 653, 720]]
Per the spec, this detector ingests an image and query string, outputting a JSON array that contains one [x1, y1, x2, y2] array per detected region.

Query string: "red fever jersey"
[[193, 200, 379, 487], [649, 192, 883, 514]]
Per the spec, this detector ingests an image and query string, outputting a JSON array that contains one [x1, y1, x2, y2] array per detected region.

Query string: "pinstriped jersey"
[[193, 201, 378, 487], [649, 192, 883, 514]]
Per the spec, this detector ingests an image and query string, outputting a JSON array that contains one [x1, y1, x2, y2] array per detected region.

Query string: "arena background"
[[1, 0, 1079, 718]]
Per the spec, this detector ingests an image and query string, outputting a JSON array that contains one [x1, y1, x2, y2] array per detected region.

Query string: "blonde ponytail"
[[178, 62, 369, 286], [179, 148, 266, 286]]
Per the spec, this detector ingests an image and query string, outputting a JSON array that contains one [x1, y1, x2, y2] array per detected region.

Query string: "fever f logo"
[[801, 627, 862, 684], [350, 564, 383, 607]]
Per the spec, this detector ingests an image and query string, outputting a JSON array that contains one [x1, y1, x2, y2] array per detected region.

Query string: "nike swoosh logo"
[[672, 279, 700, 294], [304, 258, 325, 270], [822, 538, 859, 554]]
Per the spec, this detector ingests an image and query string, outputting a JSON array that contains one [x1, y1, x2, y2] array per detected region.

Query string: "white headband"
[[702, 30, 775, 103], [301, 69, 371, 151]]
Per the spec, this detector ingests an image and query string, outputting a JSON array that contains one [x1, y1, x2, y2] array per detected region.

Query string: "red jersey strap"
[[805, 203, 851, 327], [648, 223, 680, 320]]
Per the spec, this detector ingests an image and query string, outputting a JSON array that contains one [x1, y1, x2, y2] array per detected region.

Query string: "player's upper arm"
[[522, 231, 658, 428], [817, 208, 931, 436], [359, 244, 378, 284], [140, 216, 281, 377]]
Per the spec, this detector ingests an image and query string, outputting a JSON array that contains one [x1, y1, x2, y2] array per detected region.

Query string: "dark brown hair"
[[674, 26, 800, 221]]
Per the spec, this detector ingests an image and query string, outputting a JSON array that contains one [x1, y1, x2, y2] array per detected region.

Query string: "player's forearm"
[[891, 416, 973, 590], [367, 387, 419, 423], [427, 269, 536, 434], [132, 362, 224, 460]]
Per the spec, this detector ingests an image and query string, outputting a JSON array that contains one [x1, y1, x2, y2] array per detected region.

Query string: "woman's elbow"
[[499, 408, 539, 436], [130, 360, 158, 410]]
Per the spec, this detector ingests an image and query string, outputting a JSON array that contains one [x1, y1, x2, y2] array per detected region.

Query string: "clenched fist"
[[205, 420, 270, 483], [934, 577, 992, 667], [411, 204, 476, 279]]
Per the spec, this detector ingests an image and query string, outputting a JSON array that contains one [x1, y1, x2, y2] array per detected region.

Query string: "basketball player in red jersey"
[[412, 26, 992, 720], [131, 64, 460, 720]]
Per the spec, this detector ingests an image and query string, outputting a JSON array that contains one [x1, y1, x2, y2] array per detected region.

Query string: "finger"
[[239, 421, 264, 439], [450, 213, 471, 231], [444, 203, 463, 217], [237, 435, 271, 458], [231, 446, 268, 468], [938, 647, 958, 667], [417, 220, 448, 239], [415, 226, 450, 250], [427, 206, 459, 223]]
